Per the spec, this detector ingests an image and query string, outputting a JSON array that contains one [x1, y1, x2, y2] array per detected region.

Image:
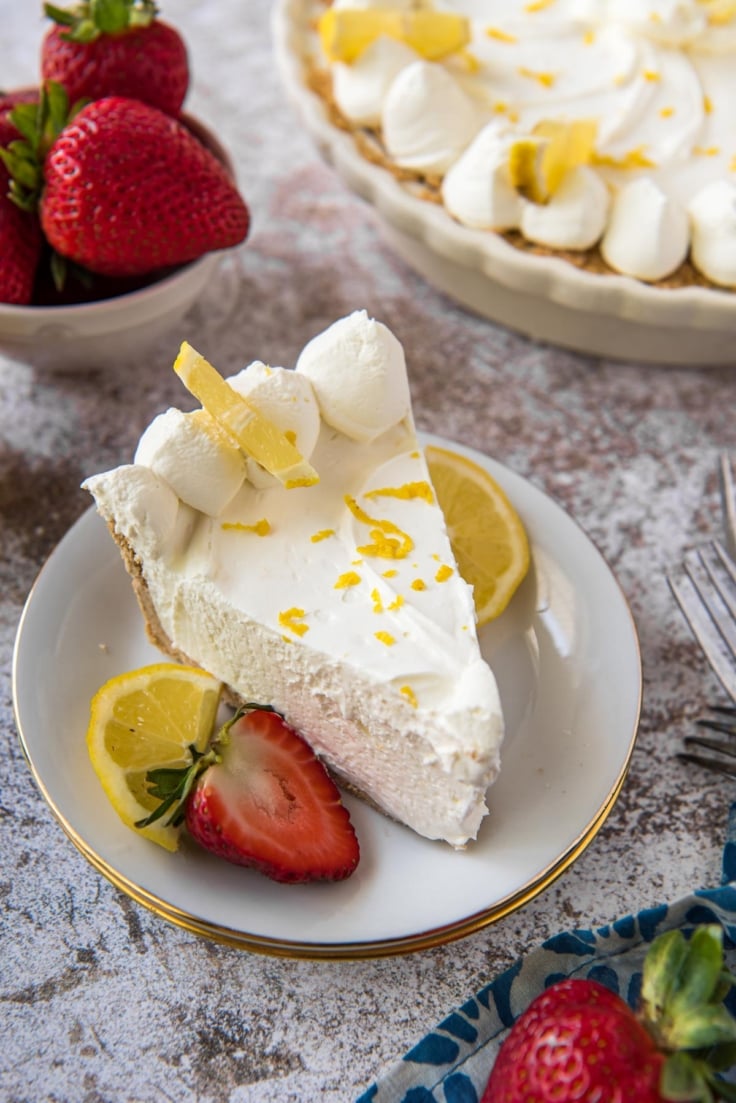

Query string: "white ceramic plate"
[[272, 0, 736, 366], [12, 437, 641, 959]]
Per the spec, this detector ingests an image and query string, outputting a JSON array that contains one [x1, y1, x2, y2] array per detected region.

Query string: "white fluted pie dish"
[[272, 0, 736, 366]]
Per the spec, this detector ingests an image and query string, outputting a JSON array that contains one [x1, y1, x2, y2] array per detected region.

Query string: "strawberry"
[[0, 88, 40, 122], [482, 925, 736, 1103], [0, 115, 43, 304], [41, 0, 189, 117], [38, 94, 249, 278], [138, 706, 360, 884]]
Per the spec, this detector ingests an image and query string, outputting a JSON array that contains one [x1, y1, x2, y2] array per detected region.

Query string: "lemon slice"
[[87, 663, 222, 851], [318, 8, 471, 63], [174, 342, 319, 489], [509, 119, 597, 202], [425, 445, 530, 625], [703, 0, 736, 26]]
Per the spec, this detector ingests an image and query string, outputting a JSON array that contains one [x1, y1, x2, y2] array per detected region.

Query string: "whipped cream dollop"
[[688, 179, 736, 288], [318, 0, 736, 286], [382, 60, 482, 174], [296, 309, 410, 441], [134, 408, 246, 516], [333, 35, 419, 126], [600, 177, 689, 281], [227, 361, 322, 488], [441, 122, 523, 230], [521, 165, 610, 250]]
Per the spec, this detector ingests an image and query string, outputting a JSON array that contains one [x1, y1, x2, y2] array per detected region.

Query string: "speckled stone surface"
[[2, 3, 736, 1101]]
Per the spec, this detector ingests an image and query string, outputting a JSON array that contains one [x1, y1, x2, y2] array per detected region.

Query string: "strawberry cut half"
[[184, 708, 360, 884]]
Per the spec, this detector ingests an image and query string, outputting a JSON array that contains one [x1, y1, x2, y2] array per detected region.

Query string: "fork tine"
[[677, 752, 736, 779], [676, 705, 736, 778], [720, 452, 736, 563], [683, 542, 736, 649], [685, 734, 736, 758], [667, 542, 736, 704], [696, 717, 736, 738]]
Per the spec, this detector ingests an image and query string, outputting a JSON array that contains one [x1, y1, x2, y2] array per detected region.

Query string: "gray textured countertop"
[[2, 3, 736, 1101]]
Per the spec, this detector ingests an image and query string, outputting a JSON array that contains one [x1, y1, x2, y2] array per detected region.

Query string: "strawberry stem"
[[136, 744, 218, 829], [44, 0, 160, 40], [0, 82, 86, 213], [639, 925, 736, 1101], [135, 703, 282, 831]]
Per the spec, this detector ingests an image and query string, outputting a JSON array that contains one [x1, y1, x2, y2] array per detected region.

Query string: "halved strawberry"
[[139, 706, 360, 884]]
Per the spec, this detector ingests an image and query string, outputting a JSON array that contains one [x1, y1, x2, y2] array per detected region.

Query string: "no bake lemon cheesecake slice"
[[84, 312, 503, 847]]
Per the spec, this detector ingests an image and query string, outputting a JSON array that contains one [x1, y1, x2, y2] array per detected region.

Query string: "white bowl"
[[0, 253, 222, 372], [0, 113, 237, 373], [272, 0, 736, 367]]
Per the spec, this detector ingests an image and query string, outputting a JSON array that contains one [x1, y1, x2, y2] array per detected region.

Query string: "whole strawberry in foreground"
[[39, 94, 249, 277], [139, 706, 360, 884], [42, 0, 189, 117], [483, 925, 736, 1103]]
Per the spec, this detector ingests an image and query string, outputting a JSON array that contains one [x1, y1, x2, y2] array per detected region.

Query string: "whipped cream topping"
[[333, 35, 419, 126], [85, 312, 503, 846], [134, 408, 246, 517], [441, 121, 524, 230], [521, 165, 610, 250], [381, 60, 483, 174], [319, 0, 736, 286], [227, 361, 321, 488], [295, 310, 410, 441], [688, 178, 736, 287], [601, 176, 689, 280]]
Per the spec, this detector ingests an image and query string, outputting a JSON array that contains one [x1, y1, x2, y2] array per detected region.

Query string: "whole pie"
[[307, 0, 736, 290]]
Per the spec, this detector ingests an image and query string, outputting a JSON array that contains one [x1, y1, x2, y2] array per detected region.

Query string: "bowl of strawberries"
[[0, 0, 250, 372]]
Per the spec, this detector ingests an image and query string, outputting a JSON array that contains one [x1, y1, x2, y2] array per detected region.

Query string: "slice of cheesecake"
[[84, 311, 503, 847]]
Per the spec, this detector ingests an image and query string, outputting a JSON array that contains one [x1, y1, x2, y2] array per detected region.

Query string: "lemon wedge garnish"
[[318, 8, 471, 63], [702, 0, 736, 26], [174, 342, 319, 489], [509, 119, 597, 203], [425, 445, 530, 625], [87, 664, 222, 851]]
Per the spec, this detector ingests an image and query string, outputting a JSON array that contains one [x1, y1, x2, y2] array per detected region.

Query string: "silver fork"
[[667, 538, 736, 704], [720, 450, 736, 564], [677, 705, 736, 778], [667, 453, 736, 773]]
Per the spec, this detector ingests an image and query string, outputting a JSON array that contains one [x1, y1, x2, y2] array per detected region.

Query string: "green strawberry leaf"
[[661, 1053, 713, 1103], [708, 1040, 736, 1073], [136, 744, 216, 830], [43, 3, 78, 29], [7, 102, 41, 147], [642, 929, 691, 1020], [667, 1005, 736, 1052], [671, 928, 726, 1010], [44, 0, 159, 38], [92, 0, 136, 33], [45, 81, 73, 141]]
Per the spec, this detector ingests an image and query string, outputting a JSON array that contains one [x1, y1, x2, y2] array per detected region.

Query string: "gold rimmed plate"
[[12, 436, 641, 958]]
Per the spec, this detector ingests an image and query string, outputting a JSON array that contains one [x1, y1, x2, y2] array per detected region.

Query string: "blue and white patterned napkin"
[[357, 805, 736, 1103]]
